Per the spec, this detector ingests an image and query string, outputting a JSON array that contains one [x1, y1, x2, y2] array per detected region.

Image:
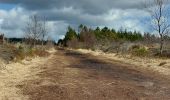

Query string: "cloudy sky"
[[0, 0, 151, 41]]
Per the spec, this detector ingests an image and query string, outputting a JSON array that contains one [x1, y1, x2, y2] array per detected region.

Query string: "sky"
[[0, 0, 152, 41]]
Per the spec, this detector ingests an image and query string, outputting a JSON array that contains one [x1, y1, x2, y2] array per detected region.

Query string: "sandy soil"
[[1, 48, 170, 100]]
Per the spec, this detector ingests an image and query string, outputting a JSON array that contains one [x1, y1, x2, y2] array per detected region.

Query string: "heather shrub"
[[131, 46, 149, 57], [13, 45, 49, 62], [13, 46, 25, 61]]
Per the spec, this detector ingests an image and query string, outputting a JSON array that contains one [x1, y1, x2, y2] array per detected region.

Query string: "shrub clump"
[[13, 45, 49, 62], [33, 48, 50, 57], [131, 45, 149, 57], [13, 46, 25, 61]]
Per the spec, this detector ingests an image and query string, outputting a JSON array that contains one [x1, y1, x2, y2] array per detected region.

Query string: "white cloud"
[[0, 2, 153, 40], [48, 21, 69, 40], [0, 6, 70, 40]]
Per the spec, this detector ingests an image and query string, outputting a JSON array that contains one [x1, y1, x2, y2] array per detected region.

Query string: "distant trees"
[[59, 24, 144, 50], [94, 26, 116, 41], [78, 25, 96, 49], [117, 28, 143, 41], [63, 26, 78, 47], [143, 32, 158, 44], [145, 0, 170, 54], [25, 15, 48, 47]]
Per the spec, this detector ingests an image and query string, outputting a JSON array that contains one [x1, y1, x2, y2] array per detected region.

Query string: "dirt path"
[[2, 48, 170, 100]]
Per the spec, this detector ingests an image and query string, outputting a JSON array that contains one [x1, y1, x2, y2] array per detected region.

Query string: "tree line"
[[57, 24, 158, 50], [57, 0, 170, 55], [4, 0, 169, 55]]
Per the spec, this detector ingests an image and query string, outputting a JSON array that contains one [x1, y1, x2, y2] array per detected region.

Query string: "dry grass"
[[0, 44, 56, 99], [0, 48, 56, 100], [13, 47, 50, 62], [0, 57, 48, 99], [0, 44, 50, 63]]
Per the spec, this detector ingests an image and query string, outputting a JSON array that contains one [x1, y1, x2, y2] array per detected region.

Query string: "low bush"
[[155, 50, 170, 58], [131, 46, 149, 57], [13, 46, 25, 61], [33, 49, 50, 57], [131, 45, 140, 50], [13, 45, 49, 62]]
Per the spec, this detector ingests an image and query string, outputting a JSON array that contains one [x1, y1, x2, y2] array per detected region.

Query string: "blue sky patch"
[[0, 4, 16, 10]]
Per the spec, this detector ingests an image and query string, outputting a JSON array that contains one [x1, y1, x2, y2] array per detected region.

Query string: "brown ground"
[[16, 48, 170, 100]]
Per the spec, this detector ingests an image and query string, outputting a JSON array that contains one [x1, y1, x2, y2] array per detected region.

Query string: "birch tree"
[[25, 15, 48, 47], [145, 0, 170, 54]]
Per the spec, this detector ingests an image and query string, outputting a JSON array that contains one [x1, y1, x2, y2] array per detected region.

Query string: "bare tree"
[[41, 17, 48, 46], [145, 0, 170, 54], [25, 15, 48, 47]]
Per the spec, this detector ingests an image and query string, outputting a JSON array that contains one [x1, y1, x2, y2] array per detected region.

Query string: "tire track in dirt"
[[17, 49, 170, 100]]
